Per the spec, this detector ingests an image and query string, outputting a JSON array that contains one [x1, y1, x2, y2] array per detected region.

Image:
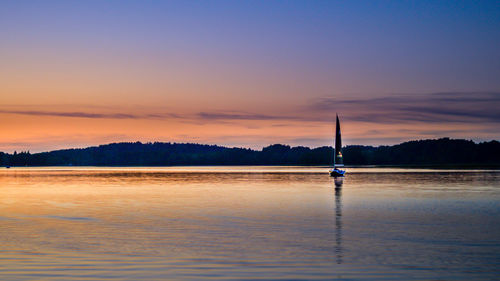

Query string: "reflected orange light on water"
[[1, 167, 499, 280]]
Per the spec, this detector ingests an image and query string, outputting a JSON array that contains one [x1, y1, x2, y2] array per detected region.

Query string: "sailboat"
[[329, 114, 346, 177]]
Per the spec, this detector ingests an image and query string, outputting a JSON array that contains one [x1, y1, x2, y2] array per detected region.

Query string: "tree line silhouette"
[[1, 138, 499, 167]]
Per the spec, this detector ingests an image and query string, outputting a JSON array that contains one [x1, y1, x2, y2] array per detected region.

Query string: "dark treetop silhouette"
[[1, 138, 499, 167]]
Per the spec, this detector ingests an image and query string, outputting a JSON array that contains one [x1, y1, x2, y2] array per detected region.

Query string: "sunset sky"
[[1, 0, 499, 152]]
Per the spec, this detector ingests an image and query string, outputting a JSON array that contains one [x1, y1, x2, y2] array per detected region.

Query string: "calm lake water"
[[0, 167, 499, 280]]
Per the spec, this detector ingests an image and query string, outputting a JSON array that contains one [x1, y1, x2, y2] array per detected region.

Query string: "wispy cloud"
[[196, 92, 500, 125], [2, 92, 499, 126], [197, 112, 288, 121], [0, 109, 180, 120], [309, 92, 500, 124]]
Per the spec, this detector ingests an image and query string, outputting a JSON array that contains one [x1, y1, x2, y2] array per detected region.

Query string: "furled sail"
[[334, 114, 344, 167]]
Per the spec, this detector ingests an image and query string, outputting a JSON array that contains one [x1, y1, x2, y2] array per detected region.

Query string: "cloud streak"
[[2, 92, 499, 126], [309, 92, 500, 124], [197, 112, 300, 121], [197, 92, 500, 125], [0, 109, 180, 120]]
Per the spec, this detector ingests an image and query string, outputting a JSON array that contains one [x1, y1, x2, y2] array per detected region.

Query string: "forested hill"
[[1, 138, 499, 167]]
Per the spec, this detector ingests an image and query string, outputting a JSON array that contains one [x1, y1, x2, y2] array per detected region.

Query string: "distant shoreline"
[[2, 138, 499, 167], [3, 164, 500, 170]]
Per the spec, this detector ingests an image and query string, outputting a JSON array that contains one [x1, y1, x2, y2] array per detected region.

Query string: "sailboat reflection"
[[334, 176, 344, 188], [333, 180, 343, 264]]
